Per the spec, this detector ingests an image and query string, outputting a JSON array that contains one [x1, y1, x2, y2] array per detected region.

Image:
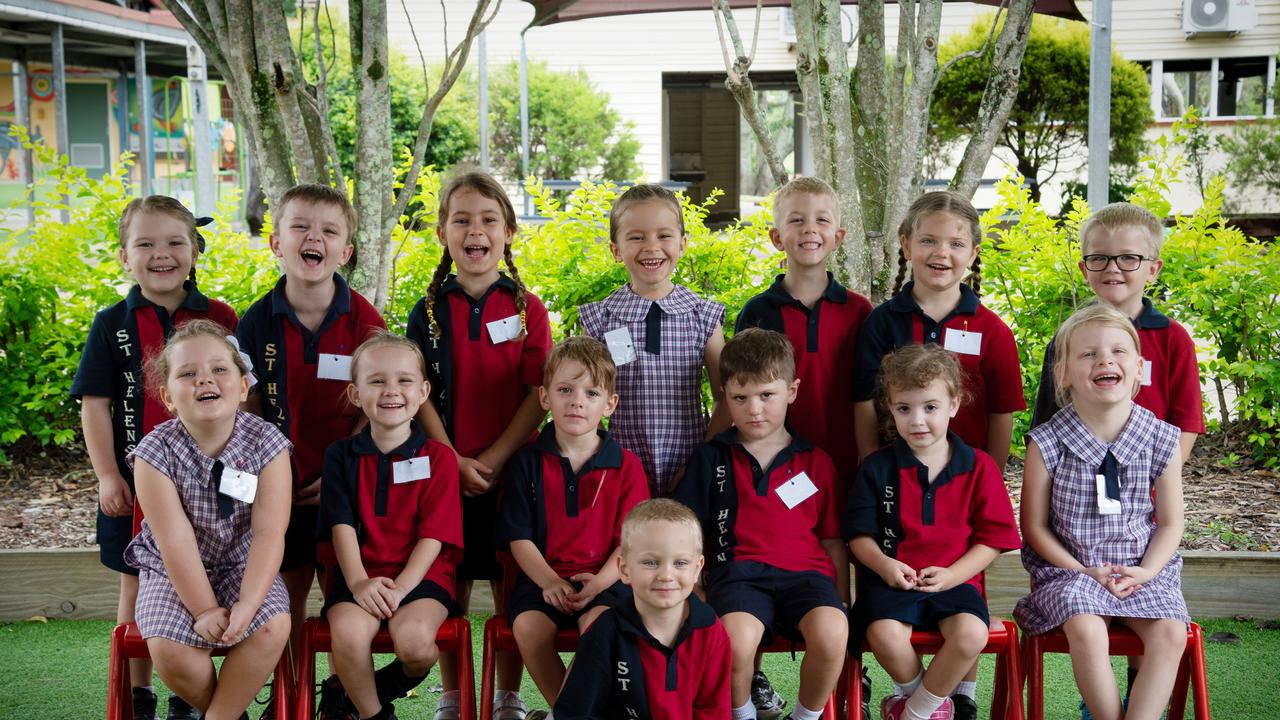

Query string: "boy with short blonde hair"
[[555, 499, 732, 719], [675, 328, 849, 720]]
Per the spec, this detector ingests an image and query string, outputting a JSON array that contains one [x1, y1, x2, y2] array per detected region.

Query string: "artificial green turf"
[[0, 617, 1272, 718]]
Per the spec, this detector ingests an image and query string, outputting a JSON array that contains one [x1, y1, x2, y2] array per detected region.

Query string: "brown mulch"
[[2, 436, 1277, 552]]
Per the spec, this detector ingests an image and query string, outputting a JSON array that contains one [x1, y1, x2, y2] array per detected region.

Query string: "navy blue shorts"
[[322, 571, 461, 619], [507, 575, 629, 628], [458, 492, 501, 581], [97, 506, 137, 576], [706, 561, 844, 644], [850, 577, 989, 649], [281, 504, 319, 572]]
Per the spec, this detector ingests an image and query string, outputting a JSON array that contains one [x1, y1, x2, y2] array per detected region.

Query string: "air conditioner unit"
[[1182, 0, 1258, 35]]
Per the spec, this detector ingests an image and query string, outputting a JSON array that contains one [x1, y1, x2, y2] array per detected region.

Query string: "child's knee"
[[799, 608, 848, 656], [512, 612, 555, 643], [1062, 615, 1109, 653], [395, 635, 439, 669], [945, 615, 989, 657], [1144, 620, 1188, 656], [865, 619, 911, 652]]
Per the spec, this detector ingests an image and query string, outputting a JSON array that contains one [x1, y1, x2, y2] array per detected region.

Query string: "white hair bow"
[[226, 335, 258, 390]]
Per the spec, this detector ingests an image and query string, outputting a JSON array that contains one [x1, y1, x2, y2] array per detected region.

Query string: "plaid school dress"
[[580, 284, 724, 496], [1014, 404, 1189, 635], [125, 411, 293, 648]]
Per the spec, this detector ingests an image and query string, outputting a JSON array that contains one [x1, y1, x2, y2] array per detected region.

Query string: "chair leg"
[[1004, 624, 1025, 720], [455, 619, 477, 720], [847, 655, 864, 720], [835, 656, 849, 720], [273, 649, 291, 720], [1168, 642, 1192, 720], [479, 617, 499, 720], [1025, 633, 1045, 720], [1188, 624, 1211, 720], [107, 623, 129, 720], [296, 618, 318, 720], [992, 647, 1008, 720]]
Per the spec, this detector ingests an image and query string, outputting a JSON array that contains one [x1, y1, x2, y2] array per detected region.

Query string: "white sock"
[[954, 680, 977, 700], [893, 669, 924, 697], [905, 686, 948, 720], [495, 688, 523, 701], [790, 702, 824, 720], [732, 699, 757, 720], [438, 690, 460, 707]]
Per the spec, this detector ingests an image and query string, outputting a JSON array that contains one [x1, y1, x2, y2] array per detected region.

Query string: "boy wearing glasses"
[[1029, 201, 1204, 720]]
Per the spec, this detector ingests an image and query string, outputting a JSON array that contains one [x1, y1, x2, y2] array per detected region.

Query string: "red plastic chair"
[[294, 615, 475, 720], [107, 621, 290, 720], [1021, 621, 1210, 720], [845, 618, 1025, 720], [479, 615, 580, 719]]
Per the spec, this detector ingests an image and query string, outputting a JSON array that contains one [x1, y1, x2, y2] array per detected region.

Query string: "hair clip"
[[194, 216, 214, 253]]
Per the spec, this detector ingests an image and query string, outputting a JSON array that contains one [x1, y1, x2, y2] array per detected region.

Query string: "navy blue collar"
[[269, 273, 352, 317], [125, 281, 210, 313], [440, 273, 517, 298], [613, 593, 718, 647], [891, 431, 976, 477], [887, 281, 980, 316], [710, 426, 815, 454], [350, 421, 429, 459], [1134, 297, 1171, 330], [533, 423, 625, 470], [759, 272, 848, 307]]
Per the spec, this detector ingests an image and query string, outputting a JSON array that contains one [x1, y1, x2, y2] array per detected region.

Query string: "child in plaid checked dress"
[[579, 184, 728, 497], [125, 320, 292, 720], [1016, 304, 1189, 720]]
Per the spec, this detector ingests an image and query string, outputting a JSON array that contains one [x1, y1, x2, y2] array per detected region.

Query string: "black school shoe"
[[317, 675, 358, 720], [131, 687, 158, 720], [861, 669, 873, 720], [951, 694, 978, 720], [166, 694, 200, 720], [751, 670, 788, 719]]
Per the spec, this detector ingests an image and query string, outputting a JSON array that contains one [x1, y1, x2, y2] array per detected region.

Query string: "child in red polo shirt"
[[1028, 203, 1204, 719], [497, 336, 650, 711], [674, 328, 849, 720], [844, 343, 1020, 720], [556, 499, 732, 719], [853, 191, 1024, 472], [736, 175, 872, 719], [72, 196, 239, 720], [236, 183, 387, 714], [407, 171, 552, 719], [318, 333, 462, 720]]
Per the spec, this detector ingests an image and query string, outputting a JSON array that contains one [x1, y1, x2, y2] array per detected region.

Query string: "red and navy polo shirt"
[[1031, 298, 1205, 434], [236, 274, 385, 490], [71, 283, 238, 527], [405, 275, 551, 458], [317, 422, 462, 590], [497, 425, 650, 578], [852, 282, 1025, 452], [736, 273, 873, 482], [673, 429, 842, 578], [554, 595, 732, 720], [841, 434, 1020, 594]]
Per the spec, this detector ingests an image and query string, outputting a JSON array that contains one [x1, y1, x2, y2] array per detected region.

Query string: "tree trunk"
[[349, 0, 394, 297]]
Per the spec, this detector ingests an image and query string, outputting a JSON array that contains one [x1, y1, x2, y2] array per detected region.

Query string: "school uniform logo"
[[114, 328, 140, 452]]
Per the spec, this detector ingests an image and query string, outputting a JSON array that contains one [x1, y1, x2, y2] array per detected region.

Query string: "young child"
[[496, 336, 650, 710], [1028, 203, 1203, 719], [737, 175, 873, 483], [853, 191, 1024, 473], [72, 196, 239, 720], [843, 344, 1020, 720], [318, 333, 462, 720], [580, 183, 728, 497], [674, 328, 848, 720], [124, 320, 291, 720], [1016, 304, 1189, 720], [555, 499, 732, 719], [236, 183, 386, 712], [735, 175, 872, 718], [406, 171, 552, 719]]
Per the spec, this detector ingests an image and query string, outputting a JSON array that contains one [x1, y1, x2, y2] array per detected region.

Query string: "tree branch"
[[937, 0, 1007, 79], [713, 0, 788, 185]]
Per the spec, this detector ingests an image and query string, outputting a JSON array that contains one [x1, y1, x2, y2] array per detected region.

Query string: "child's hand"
[[458, 456, 495, 497], [564, 573, 601, 612], [878, 560, 919, 590], [352, 577, 398, 619], [294, 477, 322, 506], [1105, 564, 1154, 599], [541, 577, 576, 614], [476, 449, 506, 484], [98, 474, 134, 517], [915, 566, 957, 593], [222, 601, 256, 644], [1081, 564, 1118, 589], [193, 607, 229, 645]]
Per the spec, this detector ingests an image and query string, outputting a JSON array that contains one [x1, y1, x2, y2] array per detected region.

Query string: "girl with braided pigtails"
[[849, 190, 1025, 720], [405, 171, 552, 720]]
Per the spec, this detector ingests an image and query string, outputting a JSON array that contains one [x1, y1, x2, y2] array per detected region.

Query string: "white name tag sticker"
[[1141, 358, 1153, 387], [775, 471, 819, 510], [603, 327, 638, 366], [393, 456, 431, 484], [487, 315, 522, 344], [317, 353, 353, 381], [943, 327, 983, 356], [219, 467, 258, 504], [1095, 474, 1122, 515]]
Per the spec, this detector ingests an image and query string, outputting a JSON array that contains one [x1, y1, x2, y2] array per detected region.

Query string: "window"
[[1161, 59, 1212, 118], [1217, 56, 1270, 117], [1149, 56, 1276, 120]]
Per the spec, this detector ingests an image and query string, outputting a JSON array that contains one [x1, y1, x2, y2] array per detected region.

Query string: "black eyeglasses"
[[1082, 253, 1153, 272]]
